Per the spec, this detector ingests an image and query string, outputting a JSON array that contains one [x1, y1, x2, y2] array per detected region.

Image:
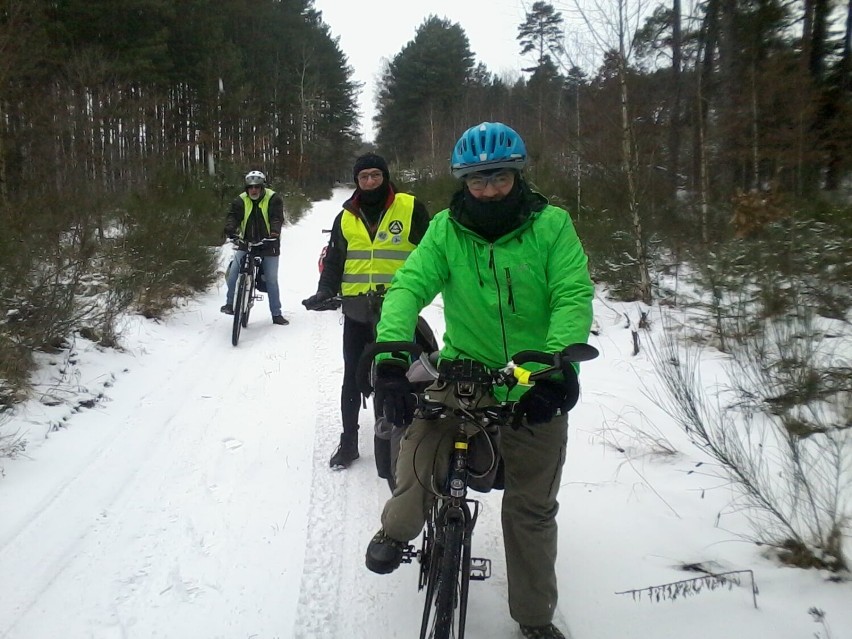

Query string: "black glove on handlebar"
[[374, 362, 416, 427], [302, 289, 333, 310], [516, 367, 580, 426]]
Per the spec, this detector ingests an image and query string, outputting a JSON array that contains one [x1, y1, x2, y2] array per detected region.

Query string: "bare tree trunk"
[[718, 0, 740, 194], [696, 60, 710, 244], [619, 59, 651, 304], [845, 0, 852, 90], [573, 0, 652, 302], [802, 0, 815, 65], [0, 102, 7, 204], [668, 0, 683, 199], [823, 0, 851, 189], [429, 103, 436, 171], [750, 62, 760, 189], [576, 82, 581, 217], [296, 53, 314, 185]]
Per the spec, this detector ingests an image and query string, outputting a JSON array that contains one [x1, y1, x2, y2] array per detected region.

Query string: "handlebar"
[[357, 341, 598, 396], [304, 285, 388, 312], [229, 237, 277, 250]]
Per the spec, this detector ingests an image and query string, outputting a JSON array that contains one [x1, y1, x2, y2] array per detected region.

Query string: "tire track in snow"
[[291, 311, 350, 637], [0, 310, 236, 638], [291, 309, 401, 638]]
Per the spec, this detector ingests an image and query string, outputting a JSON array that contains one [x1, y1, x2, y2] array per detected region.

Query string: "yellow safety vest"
[[238, 188, 275, 235], [341, 192, 417, 296]]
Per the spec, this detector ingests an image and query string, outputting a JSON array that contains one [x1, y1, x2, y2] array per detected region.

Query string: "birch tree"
[[562, 0, 654, 304]]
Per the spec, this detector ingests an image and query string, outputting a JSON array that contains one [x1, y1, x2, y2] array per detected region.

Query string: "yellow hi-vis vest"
[[238, 188, 275, 235], [341, 192, 417, 296]]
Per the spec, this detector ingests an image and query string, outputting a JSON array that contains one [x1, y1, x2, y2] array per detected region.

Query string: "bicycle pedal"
[[470, 557, 491, 580], [401, 544, 418, 564]]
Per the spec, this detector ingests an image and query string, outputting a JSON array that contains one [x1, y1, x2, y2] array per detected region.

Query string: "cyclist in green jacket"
[[364, 122, 594, 639]]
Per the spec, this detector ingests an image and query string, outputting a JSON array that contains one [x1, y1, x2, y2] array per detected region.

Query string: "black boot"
[[365, 528, 407, 574], [329, 432, 359, 468], [519, 624, 567, 639]]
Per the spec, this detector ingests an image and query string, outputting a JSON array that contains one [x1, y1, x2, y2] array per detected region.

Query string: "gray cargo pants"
[[379, 394, 569, 627]]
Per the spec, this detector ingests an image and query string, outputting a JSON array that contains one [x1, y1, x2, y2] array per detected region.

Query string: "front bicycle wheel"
[[232, 273, 249, 346], [420, 516, 470, 639], [241, 269, 255, 328]]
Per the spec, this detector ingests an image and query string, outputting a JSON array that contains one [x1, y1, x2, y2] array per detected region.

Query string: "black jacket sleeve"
[[408, 198, 430, 246], [268, 193, 285, 235], [223, 197, 243, 237], [316, 211, 346, 295]]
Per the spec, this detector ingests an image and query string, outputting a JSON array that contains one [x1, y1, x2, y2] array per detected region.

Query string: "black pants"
[[341, 315, 381, 437], [340, 313, 439, 438]]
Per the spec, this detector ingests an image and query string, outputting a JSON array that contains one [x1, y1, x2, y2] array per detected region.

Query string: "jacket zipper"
[[504, 267, 516, 312], [489, 245, 510, 362]]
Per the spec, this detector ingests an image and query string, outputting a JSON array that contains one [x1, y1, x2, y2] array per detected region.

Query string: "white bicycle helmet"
[[244, 170, 266, 186]]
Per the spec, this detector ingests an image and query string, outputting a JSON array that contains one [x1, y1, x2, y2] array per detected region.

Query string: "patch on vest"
[[388, 220, 404, 235], [377, 231, 389, 241]]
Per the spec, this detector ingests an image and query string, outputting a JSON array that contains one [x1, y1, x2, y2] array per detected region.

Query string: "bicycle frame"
[[414, 424, 484, 639], [230, 240, 268, 347]]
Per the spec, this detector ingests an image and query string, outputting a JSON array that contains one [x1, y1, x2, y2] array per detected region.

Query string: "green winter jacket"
[[375, 189, 594, 401]]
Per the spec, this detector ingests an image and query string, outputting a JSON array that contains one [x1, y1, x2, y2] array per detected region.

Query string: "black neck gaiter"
[[456, 180, 527, 242], [359, 181, 389, 208]]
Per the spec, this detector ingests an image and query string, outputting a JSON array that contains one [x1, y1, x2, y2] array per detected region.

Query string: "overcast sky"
[[312, 0, 533, 141]]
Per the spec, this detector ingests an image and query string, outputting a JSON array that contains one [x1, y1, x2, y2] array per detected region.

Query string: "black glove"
[[374, 363, 416, 427], [515, 368, 580, 426], [302, 289, 333, 310]]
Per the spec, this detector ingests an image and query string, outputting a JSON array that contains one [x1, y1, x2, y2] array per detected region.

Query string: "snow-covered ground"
[[0, 188, 849, 639]]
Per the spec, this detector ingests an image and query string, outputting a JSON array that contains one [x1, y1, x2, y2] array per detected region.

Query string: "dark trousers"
[[341, 315, 380, 437]]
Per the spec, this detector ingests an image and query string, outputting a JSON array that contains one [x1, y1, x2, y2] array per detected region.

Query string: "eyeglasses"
[[246, 184, 263, 190], [357, 170, 384, 183], [464, 171, 514, 191]]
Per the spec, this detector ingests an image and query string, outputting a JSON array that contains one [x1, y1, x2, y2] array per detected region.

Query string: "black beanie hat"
[[353, 153, 390, 183]]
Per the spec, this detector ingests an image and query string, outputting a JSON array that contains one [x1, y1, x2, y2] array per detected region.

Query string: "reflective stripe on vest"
[[238, 188, 275, 235], [341, 192, 417, 296]]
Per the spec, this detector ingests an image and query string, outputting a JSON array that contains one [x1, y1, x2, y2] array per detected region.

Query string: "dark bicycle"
[[359, 340, 599, 639], [229, 238, 274, 347]]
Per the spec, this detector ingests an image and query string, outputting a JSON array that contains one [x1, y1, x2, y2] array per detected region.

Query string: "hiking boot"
[[220, 303, 234, 315], [329, 433, 359, 468], [519, 623, 567, 639], [272, 315, 289, 325], [365, 529, 406, 574]]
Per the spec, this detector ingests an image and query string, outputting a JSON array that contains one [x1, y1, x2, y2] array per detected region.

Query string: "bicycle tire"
[[422, 517, 468, 639], [374, 435, 396, 493], [232, 273, 249, 346], [418, 528, 441, 639], [241, 268, 255, 328]]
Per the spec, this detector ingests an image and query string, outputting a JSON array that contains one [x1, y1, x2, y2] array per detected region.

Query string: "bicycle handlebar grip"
[[562, 343, 599, 363], [511, 344, 599, 367], [511, 351, 556, 367], [356, 341, 423, 396], [511, 344, 599, 384]]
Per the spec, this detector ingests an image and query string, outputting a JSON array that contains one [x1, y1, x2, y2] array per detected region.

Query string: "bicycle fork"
[[447, 434, 492, 582]]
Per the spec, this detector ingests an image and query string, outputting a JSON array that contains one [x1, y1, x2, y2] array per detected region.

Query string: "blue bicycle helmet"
[[450, 122, 527, 178]]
